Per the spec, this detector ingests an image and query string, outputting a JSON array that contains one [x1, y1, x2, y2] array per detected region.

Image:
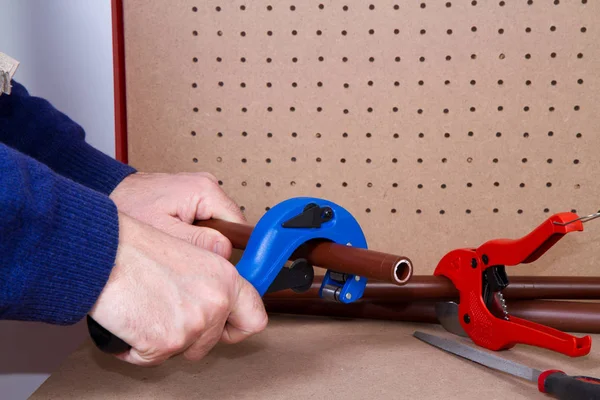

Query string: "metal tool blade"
[[434, 301, 468, 337], [413, 331, 541, 383]]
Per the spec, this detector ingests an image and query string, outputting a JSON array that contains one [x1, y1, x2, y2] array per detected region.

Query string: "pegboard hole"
[[393, 183, 399, 188], [467, 182, 473, 188], [493, 208, 499, 213], [518, 209, 523, 214], [191, 131, 196, 136], [292, 132, 298, 138], [394, 133, 400, 138], [496, 132, 502, 138], [577, 53, 584, 59], [192, 157, 198, 163], [525, 54, 531, 59], [494, 182, 500, 187], [550, 26, 556, 32], [497, 106, 504, 111], [546, 182, 552, 187], [551, 52, 557, 58], [367, 182, 373, 188], [466, 209, 472, 214], [521, 158, 528, 163], [316, 183, 322, 188], [418, 133, 425, 138], [291, 157, 296, 162], [526, 80, 531, 86], [544, 208, 550, 213], [444, 132, 450, 138], [468, 131, 474, 137], [576, 133, 582, 138], [526, 27, 531, 33], [574, 159, 580, 164], [548, 131, 554, 137], [493, 158, 499, 163], [342, 182, 348, 187], [391, 208, 397, 214]]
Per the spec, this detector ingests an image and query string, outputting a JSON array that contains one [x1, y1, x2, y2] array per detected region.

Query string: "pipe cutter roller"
[[88, 197, 370, 354]]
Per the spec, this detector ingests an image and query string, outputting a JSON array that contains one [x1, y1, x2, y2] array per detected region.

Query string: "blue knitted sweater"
[[0, 81, 136, 325]]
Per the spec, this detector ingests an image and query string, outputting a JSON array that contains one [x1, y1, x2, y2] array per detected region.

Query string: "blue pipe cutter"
[[88, 197, 369, 353]]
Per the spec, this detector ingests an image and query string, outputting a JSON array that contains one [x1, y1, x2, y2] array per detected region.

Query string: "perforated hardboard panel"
[[123, 0, 600, 276]]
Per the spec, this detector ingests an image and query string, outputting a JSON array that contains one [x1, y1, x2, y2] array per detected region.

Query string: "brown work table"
[[31, 314, 600, 399]]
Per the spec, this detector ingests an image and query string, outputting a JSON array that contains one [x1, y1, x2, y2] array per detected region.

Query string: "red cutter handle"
[[435, 212, 591, 357], [455, 292, 591, 357]]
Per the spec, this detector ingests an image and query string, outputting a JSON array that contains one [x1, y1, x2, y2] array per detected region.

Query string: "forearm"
[[0, 80, 136, 195], [0, 144, 119, 325]]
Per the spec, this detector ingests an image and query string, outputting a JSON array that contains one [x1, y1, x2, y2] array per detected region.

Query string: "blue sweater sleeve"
[[0, 143, 119, 325], [0, 80, 136, 195]]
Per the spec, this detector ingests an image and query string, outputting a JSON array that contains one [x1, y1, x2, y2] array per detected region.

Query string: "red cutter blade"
[[434, 212, 592, 357]]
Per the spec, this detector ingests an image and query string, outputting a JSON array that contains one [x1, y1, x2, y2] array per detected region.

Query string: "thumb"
[[165, 220, 233, 259]]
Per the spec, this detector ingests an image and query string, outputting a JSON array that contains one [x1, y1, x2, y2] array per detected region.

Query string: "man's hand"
[[89, 213, 268, 366], [110, 172, 244, 259]]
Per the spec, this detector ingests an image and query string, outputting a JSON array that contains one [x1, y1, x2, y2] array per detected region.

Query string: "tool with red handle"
[[414, 331, 600, 400], [433, 212, 599, 357]]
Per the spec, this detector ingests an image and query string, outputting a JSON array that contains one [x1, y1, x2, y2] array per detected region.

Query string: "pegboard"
[[122, 0, 600, 276]]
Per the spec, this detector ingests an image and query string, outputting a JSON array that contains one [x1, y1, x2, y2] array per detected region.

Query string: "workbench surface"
[[31, 314, 600, 399]]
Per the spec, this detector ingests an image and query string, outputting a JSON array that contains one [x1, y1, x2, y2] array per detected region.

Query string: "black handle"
[[543, 371, 600, 400], [86, 315, 132, 354]]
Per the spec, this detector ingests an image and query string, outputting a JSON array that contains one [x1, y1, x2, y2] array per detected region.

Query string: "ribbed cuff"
[[53, 140, 136, 195], [9, 177, 120, 325]]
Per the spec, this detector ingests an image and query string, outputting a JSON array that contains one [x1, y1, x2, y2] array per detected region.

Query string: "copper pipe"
[[263, 299, 600, 334], [196, 219, 413, 285], [264, 276, 600, 301]]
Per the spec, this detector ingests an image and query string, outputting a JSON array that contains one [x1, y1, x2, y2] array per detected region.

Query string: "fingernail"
[[214, 242, 223, 255]]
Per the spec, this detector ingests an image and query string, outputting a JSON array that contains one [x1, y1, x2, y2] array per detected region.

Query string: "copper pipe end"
[[393, 259, 412, 284]]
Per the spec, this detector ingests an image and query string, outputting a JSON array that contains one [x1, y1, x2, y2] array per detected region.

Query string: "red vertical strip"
[[111, 0, 128, 163]]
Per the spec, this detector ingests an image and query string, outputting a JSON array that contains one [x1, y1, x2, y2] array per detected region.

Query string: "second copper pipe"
[[265, 276, 600, 301]]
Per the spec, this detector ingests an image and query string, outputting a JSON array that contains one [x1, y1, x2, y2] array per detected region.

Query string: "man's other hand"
[[110, 172, 244, 259], [88, 213, 268, 366]]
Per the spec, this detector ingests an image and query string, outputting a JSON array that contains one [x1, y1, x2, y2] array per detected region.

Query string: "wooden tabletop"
[[31, 314, 600, 399]]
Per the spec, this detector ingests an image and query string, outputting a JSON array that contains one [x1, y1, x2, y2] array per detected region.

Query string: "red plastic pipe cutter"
[[434, 212, 596, 357]]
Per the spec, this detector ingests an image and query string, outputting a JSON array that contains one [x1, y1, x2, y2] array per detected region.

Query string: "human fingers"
[[182, 317, 228, 361], [221, 277, 268, 345], [164, 221, 233, 258], [192, 179, 246, 224]]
